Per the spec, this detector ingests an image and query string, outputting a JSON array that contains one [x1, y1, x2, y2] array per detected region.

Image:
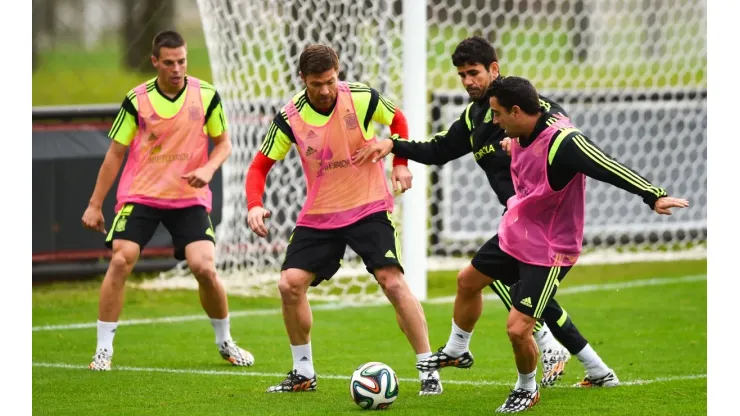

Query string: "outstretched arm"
[[550, 131, 688, 213], [391, 107, 473, 165], [353, 105, 474, 167]]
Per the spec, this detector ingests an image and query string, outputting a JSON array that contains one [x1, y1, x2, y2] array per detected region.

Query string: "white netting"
[[425, 0, 707, 264], [140, 0, 707, 300]]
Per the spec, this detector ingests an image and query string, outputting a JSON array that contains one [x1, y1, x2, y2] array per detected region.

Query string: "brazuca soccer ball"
[[349, 362, 399, 410]]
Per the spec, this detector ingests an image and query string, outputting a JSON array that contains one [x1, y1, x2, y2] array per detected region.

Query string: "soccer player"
[[245, 44, 442, 395], [81, 30, 253, 371], [353, 36, 615, 388], [452, 76, 688, 412]]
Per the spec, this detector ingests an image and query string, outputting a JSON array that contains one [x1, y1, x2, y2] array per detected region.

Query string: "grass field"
[[32, 20, 706, 107], [32, 40, 214, 107], [32, 259, 707, 415]]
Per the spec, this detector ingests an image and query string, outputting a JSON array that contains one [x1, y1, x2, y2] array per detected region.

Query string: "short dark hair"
[[485, 76, 541, 115], [451, 36, 498, 68], [299, 44, 339, 76], [152, 30, 186, 58]]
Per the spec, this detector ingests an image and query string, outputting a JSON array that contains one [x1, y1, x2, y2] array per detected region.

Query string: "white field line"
[[31, 362, 706, 388], [32, 274, 706, 332]]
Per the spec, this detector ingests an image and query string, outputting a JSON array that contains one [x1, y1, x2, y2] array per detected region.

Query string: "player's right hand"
[[500, 137, 513, 156], [82, 204, 106, 234], [352, 140, 393, 165], [247, 206, 272, 238], [653, 196, 690, 215]]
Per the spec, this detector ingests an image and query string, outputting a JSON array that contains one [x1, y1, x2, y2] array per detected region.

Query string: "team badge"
[[115, 217, 127, 232], [343, 113, 359, 130], [189, 106, 200, 120]]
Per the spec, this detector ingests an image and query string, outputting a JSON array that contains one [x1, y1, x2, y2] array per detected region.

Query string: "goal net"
[[140, 0, 707, 301]]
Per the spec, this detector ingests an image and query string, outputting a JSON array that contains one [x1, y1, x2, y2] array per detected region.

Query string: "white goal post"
[[138, 0, 707, 302]]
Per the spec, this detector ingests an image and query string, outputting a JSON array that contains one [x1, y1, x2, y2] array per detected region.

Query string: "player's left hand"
[[391, 165, 413, 193], [654, 196, 690, 215], [182, 166, 215, 188]]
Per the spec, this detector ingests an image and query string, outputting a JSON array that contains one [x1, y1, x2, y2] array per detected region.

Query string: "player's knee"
[[506, 322, 530, 344], [278, 270, 309, 301], [188, 255, 217, 284], [457, 268, 484, 296], [109, 243, 138, 277], [191, 262, 217, 285], [507, 315, 534, 344], [108, 253, 134, 277], [375, 267, 404, 298]]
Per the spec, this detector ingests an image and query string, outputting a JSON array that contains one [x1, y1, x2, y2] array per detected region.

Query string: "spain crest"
[[189, 106, 200, 120], [343, 113, 359, 130]]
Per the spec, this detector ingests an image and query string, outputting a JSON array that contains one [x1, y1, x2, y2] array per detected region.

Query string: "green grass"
[[32, 42, 213, 106], [33, 259, 706, 415], [32, 21, 706, 106]]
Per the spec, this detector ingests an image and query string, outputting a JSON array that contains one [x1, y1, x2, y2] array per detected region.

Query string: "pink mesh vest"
[[499, 115, 586, 267], [115, 77, 211, 213], [286, 82, 394, 229]]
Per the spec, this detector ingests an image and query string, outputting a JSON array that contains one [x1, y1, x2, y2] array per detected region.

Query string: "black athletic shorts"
[[281, 211, 403, 286], [105, 203, 216, 261], [471, 234, 571, 319]]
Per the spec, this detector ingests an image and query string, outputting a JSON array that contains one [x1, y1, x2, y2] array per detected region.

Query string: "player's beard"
[[316, 95, 333, 108], [467, 75, 494, 100], [467, 88, 482, 100]]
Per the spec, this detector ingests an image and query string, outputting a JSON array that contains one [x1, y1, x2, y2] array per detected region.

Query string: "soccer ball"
[[349, 362, 399, 410]]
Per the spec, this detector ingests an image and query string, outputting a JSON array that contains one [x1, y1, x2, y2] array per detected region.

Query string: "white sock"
[[416, 352, 440, 380], [533, 323, 559, 352], [96, 320, 118, 354], [575, 344, 610, 379], [210, 316, 233, 346], [291, 342, 315, 378], [442, 319, 473, 357], [514, 369, 537, 392]]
